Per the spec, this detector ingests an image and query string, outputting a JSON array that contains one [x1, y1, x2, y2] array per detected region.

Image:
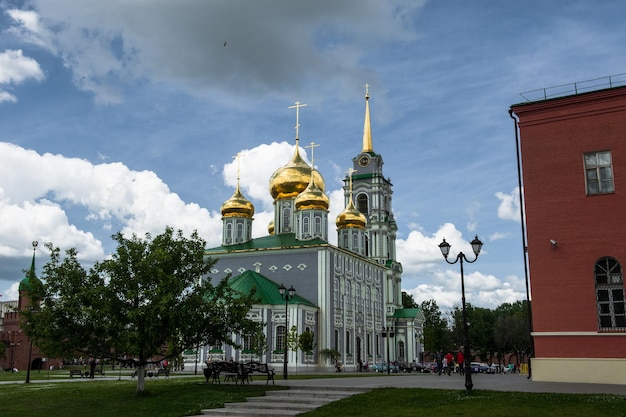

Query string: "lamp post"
[[439, 235, 483, 393], [381, 326, 395, 375], [278, 283, 296, 380]]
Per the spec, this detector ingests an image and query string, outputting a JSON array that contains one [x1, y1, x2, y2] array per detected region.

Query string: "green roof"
[[228, 270, 317, 307], [206, 233, 328, 254], [392, 308, 422, 319]]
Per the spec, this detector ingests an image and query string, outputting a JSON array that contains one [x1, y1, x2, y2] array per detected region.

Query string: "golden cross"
[[289, 101, 308, 140], [305, 142, 320, 166]]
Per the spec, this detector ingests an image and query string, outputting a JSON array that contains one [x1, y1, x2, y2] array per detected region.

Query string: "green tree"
[[299, 329, 316, 354], [402, 291, 418, 308], [418, 299, 450, 355], [22, 227, 260, 393]]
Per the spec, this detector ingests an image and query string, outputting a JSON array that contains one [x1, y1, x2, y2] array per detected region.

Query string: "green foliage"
[[250, 327, 268, 356], [401, 291, 418, 308], [299, 329, 316, 354], [319, 348, 341, 362], [22, 227, 261, 393]]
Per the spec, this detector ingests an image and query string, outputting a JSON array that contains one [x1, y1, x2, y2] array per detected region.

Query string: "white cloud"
[[0, 142, 224, 261], [496, 188, 521, 222], [0, 49, 44, 103]]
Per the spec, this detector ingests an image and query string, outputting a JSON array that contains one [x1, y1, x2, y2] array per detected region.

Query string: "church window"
[[585, 151, 614, 195], [346, 330, 351, 354], [314, 216, 322, 235], [282, 206, 291, 231], [345, 281, 352, 311], [243, 333, 253, 351], [226, 223, 232, 239], [236, 223, 243, 240], [398, 341, 405, 362], [334, 329, 339, 351], [352, 233, 359, 250], [356, 284, 362, 312], [595, 257, 626, 330], [357, 193, 369, 215], [334, 279, 340, 309], [276, 325, 287, 352], [303, 217, 310, 234], [366, 287, 371, 312], [343, 234, 348, 248]]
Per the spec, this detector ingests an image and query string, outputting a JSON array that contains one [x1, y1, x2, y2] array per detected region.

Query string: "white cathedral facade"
[[202, 90, 424, 372]]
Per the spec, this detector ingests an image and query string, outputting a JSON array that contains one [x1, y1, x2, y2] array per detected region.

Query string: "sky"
[[1, 0, 626, 311]]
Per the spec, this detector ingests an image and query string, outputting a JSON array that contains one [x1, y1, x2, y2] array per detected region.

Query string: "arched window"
[[282, 206, 291, 231], [302, 216, 310, 234], [346, 330, 351, 354], [345, 281, 352, 311], [595, 257, 626, 330], [276, 325, 286, 351], [236, 223, 243, 239], [357, 194, 369, 215], [398, 341, 405, 362], [226, 223, 232, 239], [355, 283, 362, 313], [334, 278, 340, 309], [314, 216, 322, 234]]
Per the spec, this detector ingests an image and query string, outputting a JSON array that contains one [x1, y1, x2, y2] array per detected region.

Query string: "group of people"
[[434, 351, 465, 376]]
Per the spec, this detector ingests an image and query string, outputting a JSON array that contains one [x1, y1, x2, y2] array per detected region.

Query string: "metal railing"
[[519, 73, 626, 102]]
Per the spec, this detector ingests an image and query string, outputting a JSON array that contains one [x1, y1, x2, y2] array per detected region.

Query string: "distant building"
[[511, 79, 626, 385], [203, 90, 424, 371], [0, 248, 59, 372]]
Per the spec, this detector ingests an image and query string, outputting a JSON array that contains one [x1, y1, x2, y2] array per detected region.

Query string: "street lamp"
[[278, 283, 296, 379], [439, 235, 483, 392], [381, 326, 395, 375]]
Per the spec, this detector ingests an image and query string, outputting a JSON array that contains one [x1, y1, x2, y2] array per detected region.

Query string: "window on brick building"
[[594, 257, 626, 331], [584, 151, 614, 195]]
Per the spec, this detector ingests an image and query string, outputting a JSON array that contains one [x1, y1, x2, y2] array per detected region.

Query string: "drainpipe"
[[509, 108, 535, 379]]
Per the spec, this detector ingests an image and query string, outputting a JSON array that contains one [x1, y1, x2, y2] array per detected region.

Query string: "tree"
[[402, 291, 418, 308], [22, 227, 261, 393], [419, 299, 451, 355], [299, 329, 316, 354]]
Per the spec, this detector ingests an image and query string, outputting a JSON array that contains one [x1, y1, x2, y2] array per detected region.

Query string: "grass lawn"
[[301, 387, 626, 417], [0, 375, 624, 417], [0, 376, 283, 417]]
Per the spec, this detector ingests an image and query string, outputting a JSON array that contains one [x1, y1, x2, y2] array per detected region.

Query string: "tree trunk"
[[136, 364, 146, 394]]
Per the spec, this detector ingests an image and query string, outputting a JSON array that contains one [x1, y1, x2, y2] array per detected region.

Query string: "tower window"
[[595, 257, 626, 331], [585, 151, 614, 195], [357, 194, 369, 215]]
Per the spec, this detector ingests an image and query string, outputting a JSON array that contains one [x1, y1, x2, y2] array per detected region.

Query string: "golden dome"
[[221, 186, 254, 219], [269, 147, 325, 200], [336, 199, 367, 229], [268, 220, 275, 235], [295, 176, 329, 211]]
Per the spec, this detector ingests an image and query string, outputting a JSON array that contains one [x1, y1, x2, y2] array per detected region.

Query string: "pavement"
[[271, 371, 626, 396]]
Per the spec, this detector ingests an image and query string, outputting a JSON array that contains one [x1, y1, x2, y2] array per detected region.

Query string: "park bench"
[[69, 369, 84, 378], [156, 368, 169, 378], [244, 361, 275, 385]]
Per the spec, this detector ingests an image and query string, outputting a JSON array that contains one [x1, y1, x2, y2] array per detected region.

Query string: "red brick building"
[[511, 81, 626, 385]]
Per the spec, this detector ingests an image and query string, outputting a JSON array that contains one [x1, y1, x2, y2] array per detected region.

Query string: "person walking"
[[456, 350, 465, 376], [445, 352, 454, 375]]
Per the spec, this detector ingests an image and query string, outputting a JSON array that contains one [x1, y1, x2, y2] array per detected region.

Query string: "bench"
[[156, 368, 169, 378], [245, 362, 275, 385], [69, 369, 84, 378], [204, 361, 247, 384]]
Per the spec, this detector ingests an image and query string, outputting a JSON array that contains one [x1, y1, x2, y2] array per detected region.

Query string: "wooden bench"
[[69, 369, 84, 378], [245, 362, 275, 385]]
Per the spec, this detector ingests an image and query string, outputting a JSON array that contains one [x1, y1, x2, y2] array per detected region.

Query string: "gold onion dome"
[[336, 199, 367, 229], [270, 147, 325, 200], [268, 220, 275, 235], [221, 186, 255, 218], [295, 176, 329, 211]]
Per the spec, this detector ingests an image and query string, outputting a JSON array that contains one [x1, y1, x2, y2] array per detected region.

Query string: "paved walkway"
[[274, 371, 626, 395]]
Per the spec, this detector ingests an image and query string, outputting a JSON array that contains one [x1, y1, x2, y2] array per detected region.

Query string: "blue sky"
[[1, 0, 625, 310]]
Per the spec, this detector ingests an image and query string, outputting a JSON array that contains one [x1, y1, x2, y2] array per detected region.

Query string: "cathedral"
[[202, 89, 424, 372]]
